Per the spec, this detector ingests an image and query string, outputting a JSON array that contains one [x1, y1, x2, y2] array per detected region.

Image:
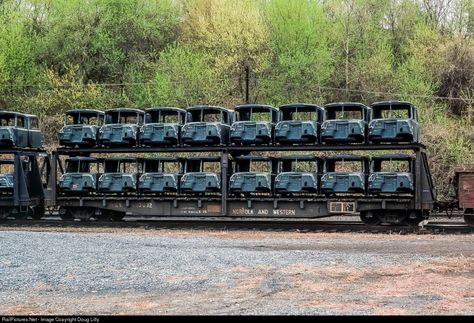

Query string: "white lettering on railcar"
[[272, 209, 296, 216]]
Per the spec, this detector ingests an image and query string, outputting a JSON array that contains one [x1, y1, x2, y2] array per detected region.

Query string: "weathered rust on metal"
[[454, 167, 474, 210]]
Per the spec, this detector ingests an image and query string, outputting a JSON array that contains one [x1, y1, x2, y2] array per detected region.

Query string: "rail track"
[[0, 216, 472, 234]]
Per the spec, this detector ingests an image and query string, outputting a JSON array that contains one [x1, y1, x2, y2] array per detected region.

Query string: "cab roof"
[[371, 154, 414, 160], [187, 105, 232, 113], [234, 104, 278, 112], [66, 109, 104, 115], [370, 101, 414, 109], [104, 108, 144, 114], [324, 102, 370, 110], [278, 103, 323, 111], [145, 107, 186, 113]]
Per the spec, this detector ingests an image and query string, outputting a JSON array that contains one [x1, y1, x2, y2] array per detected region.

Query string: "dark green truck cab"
[[275, 104, 324, 145], [274, 155, 322, 195], [181, 106, 234, 146], [321, 102, 371, 143], [368, 154, 414, 194], [229, 156, 275, 196], [139, 107, 186, 146], [59, 109, 104, 147], [180, 157, 222, 194], [0, 111, 44, 148], [321, 155, 368, 195], [230, 104, 278, 145], [369, 101, 420, 143], [98, 158, 139, 194], [99, 108, 144, 146], [59, 157, 100, 195], [139, 157, 182, 194]]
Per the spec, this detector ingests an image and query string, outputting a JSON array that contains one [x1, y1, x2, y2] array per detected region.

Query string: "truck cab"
[[368, 154, 414, 195], [369, 101, 420, 143], [0, 111, 44, 148], [321, 155, 368, 195], [180, 157, 222, 194], [140, 107, 186, 146], [59, 157, 100, 195], [59, 109, 104, 147], [139, 157, 183, 194], [321, 102, 371, 143], [275, 104, 324, 145], [98, 158, 139, 194], [274, 155, 322, 195], [181, 106, 234, 146], [230, 104, 278, 145], [99, 108, 144, 146], [229, 156, 275, 196]]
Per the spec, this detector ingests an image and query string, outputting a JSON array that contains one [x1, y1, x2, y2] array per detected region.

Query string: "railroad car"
[[139, 157, 182, 194], [0, 111, 44, 148], [369, 101, 420, 143], [98, 157, 139, 194], [98, 108, 144, 146], [180, 156, 222, 194], [59, 109, 104, 147], [453, 167, 474, 226], [321, 102, 371, 143], [181, 106, 234, 146], [229, 156, 275, 196], [368, 154, 414, 195], [58, 157, 100, 195], [139, 107, 186, 146], [274, 155, 322, 195], [321, 155, 368, 195], [275, 104, 324, 145], [0, 151, 47, 220], [230, 104, 278, 145]]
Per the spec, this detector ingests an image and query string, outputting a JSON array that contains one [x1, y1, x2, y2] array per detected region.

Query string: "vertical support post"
[[47, 151, 58, 207], [415, 149, 422, 209], [221, 151, 228, 216], [245, 64, 250, 104]]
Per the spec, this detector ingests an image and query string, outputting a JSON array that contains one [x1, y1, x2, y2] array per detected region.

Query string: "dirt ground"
[[1, 227, 473, 315]]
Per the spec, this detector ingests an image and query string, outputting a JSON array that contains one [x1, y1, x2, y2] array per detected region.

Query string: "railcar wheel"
[[404, 210, 425, 227], [71, 207, 95, 221], [463, 209, 474, 227], [59, 207, 74, 220], [359, 211, 380, 225], [102, 210, 125, 221], [0, 207, 14, 220], [30, 205, 45, 220]]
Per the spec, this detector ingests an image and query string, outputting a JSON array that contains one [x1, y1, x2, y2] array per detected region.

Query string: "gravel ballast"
[[0, 228, 473, 315]]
